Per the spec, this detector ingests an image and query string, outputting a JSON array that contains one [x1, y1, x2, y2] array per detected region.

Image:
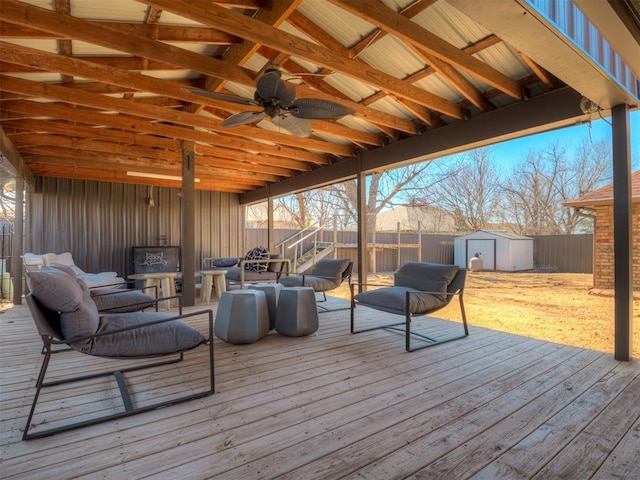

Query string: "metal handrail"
[[286, 222, 330, 249], [274, 221, 320, 250]]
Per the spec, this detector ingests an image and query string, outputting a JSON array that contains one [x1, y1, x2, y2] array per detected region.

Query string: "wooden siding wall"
[[26, 177, 242, 277]]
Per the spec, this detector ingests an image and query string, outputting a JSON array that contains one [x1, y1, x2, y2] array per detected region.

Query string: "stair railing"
[[277, 220, 334, 273]]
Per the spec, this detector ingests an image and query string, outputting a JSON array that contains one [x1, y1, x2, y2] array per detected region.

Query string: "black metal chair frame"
[[23, 293, 215, 440], [350, 269, 469, 352]]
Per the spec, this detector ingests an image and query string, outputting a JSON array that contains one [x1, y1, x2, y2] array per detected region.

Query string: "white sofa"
[[23, 252, 125, 289]]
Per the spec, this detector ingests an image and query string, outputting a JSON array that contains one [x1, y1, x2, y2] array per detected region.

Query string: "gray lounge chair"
[[22, 268, 214, 440], [350, 262, 468, 351], [279, 258, 353, 311]]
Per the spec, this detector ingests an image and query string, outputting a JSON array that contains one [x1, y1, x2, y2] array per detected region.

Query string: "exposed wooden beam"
[[0, 74, 352, 157], [330, 0, 522, 100], [25, 161, 249, 192], [135, 0, 463, 119], [0, 21, 242, 44], [202, 0, 301, 95], [348, 0, 438, 58], [0, 100, 329, 166]]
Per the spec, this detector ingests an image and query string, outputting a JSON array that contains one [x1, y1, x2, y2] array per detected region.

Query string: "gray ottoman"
[[248, 283, 283, 330], [215, 290, 269, 344], [275, 286, 319, 337]]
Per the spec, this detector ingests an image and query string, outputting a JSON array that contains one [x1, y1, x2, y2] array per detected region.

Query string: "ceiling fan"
[[186, 65, 354, 138]]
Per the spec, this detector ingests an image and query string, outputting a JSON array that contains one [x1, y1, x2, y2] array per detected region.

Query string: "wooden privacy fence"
[[246, 229, 592, 274]]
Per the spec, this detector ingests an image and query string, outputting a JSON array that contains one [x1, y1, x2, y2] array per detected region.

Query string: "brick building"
[[565, 171, 640, 290]]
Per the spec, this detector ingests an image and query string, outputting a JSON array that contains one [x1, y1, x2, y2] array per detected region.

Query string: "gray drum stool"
[[215, 290, 269, 344], [248, 283, 283, 330], [275, 286, 319, 337]]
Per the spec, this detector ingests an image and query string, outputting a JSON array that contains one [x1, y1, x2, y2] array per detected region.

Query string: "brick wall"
[[594, 204, 640, 290]]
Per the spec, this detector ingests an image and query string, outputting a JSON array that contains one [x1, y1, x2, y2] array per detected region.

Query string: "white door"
[[467, 239, 495, 270]]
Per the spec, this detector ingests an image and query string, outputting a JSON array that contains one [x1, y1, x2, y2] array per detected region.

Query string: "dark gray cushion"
[[91, 289, 156, 313], [279, 275, 339, 291], [211, 257, 239, 268], [355, 286, 445, 315], [76, 312, 205, 357], [312, 258, 351, 280], [26, 267, 84, 313], [394, 262, 458, 302]]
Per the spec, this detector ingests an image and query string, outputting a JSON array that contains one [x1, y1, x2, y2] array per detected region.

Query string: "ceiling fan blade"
[[221, 111, 267, 127], [256, 68, 296, 106], [184, 88, 258, 106], [288, 98, 354, 120], [272, 115, 312, 138]]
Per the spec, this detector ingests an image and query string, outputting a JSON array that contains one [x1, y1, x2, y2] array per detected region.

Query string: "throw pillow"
[[26, 267, 83, 313], [243, 246, 270, 272]]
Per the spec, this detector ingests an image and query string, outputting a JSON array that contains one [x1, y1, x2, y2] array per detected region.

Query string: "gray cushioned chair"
[[350, 262, 468, 351], [279, 258, 353, 311], [22, 268, 215, 440]]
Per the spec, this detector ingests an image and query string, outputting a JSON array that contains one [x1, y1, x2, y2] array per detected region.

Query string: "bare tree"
[[556, 138, 610, 233], [421, 148, 503, 233], [326, 162, 444, 233], [500, 139, 610, 234]]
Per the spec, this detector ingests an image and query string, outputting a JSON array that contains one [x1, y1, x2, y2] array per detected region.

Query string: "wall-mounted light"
[[126, 171, 201, 182]]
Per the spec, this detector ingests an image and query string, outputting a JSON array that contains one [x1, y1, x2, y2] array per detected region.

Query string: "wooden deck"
[[1, 298, 639, 479]]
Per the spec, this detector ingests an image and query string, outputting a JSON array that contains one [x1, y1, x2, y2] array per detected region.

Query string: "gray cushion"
[[267, 253, 284, 273], [49, 262, 77, 278], [355, 286, 445, 315], [394, 262, 458, 302], [225, 266, 279, 282], [77, 312, 205, 357], [60, 283, 100, 342], [26, 267, 84, 313], [91, 289, 156, 313], [311, 258, 350, 280], [211, 257, 239, 268]]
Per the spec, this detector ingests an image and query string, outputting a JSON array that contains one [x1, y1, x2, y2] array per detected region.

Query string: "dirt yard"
[[335, 271, 640, 358]]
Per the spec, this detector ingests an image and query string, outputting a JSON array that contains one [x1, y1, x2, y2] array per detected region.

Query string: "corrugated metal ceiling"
[[0, 0, 637, 194]]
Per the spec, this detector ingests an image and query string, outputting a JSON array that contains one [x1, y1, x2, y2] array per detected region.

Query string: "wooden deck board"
[[1, 300, 638, 479]]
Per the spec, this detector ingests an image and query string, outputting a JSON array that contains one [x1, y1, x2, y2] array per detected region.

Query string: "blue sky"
[[490, 110, 639, 170]]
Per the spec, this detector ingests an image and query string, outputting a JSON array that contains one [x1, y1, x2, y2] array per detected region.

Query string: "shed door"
[[467, 239, 495, 270]]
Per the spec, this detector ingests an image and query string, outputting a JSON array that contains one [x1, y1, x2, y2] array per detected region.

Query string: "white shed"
[[454, 230, 534, 271]]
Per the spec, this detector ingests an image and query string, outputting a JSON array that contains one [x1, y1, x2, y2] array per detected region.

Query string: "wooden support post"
[[333, 215, 338, 259], [397, 222, 401, 270], [181, 141, 196, 307], [417, 221, 422, 262], [356, 163, 367, 292], [267, 196, 274, 252], [12, 177, 24, 305]]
